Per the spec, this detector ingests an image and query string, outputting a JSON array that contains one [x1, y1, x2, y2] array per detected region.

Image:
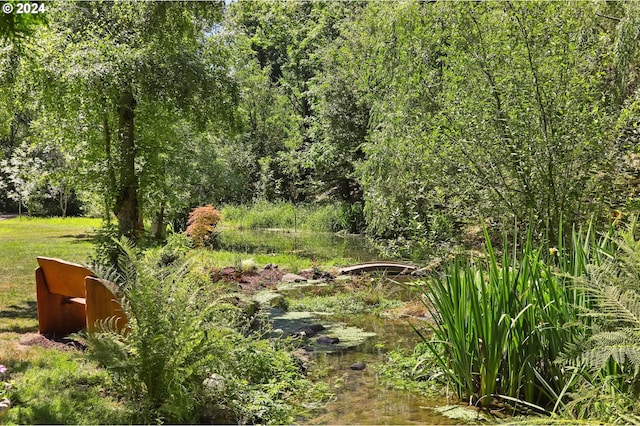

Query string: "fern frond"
[[575, 329, 640, 377], [587, 285, 640, 328]]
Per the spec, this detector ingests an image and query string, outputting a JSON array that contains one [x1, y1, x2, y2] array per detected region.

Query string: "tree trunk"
[[116, 87, 139, 238], [59, 188, 68, 218], [103, 106, 117, 224]]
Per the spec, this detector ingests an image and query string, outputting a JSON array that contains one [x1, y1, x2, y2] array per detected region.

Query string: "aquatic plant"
[[415, 224, 607, 410]]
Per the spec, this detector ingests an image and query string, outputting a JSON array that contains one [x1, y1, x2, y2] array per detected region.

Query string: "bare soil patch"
[[18, 333, 84, 351]]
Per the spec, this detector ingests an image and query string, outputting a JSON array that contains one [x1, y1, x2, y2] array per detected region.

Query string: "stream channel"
[[219, 228, 469, 425]]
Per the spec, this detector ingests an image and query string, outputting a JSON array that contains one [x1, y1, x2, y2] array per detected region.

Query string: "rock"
[[334, 275, 353, 282], [253, 291, 288, 309], [203, 373, 225, 392], [292, 348, 313, 369], [292, 324, 325, 338], [350, 361, 366, 370], [0, 398, 11, 418], [316, 335, 340, 345], [282, 273, 308, 283]]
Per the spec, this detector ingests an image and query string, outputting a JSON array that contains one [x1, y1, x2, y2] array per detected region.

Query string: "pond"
[[305, 312, 458, 425], [222, 227, 464, 424], [218, 227, 382, 262]]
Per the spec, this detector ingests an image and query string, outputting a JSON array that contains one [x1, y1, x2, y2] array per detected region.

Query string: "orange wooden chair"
[[35, 257, 127, 336]]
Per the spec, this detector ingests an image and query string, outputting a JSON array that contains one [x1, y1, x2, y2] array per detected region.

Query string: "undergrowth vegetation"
[[83, 238, 330, 424], [220, 201, 365, 233], [287, 279, 403, 315]]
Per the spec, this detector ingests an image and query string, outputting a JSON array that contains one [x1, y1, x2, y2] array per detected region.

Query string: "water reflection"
[[219, 227, 381, 262], [221, 228, 454, 424], [307, 314, 456, 425]]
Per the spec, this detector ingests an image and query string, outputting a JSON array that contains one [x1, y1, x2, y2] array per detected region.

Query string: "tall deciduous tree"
[[32, 1, 235, 237]]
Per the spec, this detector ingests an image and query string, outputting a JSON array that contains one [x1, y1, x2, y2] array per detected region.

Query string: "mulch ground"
[[211, 265, 335, 292], [18, 333, 85, 351]]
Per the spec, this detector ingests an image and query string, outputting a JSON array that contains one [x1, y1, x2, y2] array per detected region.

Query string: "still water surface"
[[307, 315, 458, 425]]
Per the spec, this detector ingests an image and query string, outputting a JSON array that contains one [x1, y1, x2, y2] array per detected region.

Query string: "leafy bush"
[[185, 205, 222, 248], [156, 232, 192, 266], [89, 223, 121, 269]]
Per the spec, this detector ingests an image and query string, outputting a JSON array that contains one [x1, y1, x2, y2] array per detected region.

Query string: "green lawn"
[[0, 217, 102, 337], [0, 217, 133, 425]]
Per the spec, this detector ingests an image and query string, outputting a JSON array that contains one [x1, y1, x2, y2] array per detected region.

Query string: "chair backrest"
[[36, 257, 92, 298]]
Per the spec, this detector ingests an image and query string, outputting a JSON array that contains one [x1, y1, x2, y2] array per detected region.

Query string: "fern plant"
[[81, 238, 328, 424], [566, 219, 640, 392], [82, 238, 240, 423], [554, 217, 640, 421]]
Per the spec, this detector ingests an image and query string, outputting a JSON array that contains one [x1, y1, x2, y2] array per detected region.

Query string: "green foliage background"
[[2, 1, 640, 242]]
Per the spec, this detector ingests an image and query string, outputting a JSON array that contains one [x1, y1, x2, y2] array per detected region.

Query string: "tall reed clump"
[[417, 224, 609, 411], [220, 201, 365, 233]]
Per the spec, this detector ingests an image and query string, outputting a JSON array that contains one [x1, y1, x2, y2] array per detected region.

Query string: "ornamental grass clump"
[[185, 205, 222, 248], [416, 223, 608, 412]]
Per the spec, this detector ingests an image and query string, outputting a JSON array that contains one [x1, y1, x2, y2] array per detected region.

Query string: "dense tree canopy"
[[2, 0, 640, 243]]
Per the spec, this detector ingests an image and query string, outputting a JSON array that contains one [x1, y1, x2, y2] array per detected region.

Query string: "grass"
[[0, 217, 101, 336], [2, 348, 128, 425], [220, 200, 364, 233], [0, 217, 338, 424], [0, 217, 129, 424]]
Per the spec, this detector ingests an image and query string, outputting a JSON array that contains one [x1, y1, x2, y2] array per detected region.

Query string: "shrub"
[[185, 205, 222, 248], [90, 223, 120, 269], [156, 232, 192, 266]]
